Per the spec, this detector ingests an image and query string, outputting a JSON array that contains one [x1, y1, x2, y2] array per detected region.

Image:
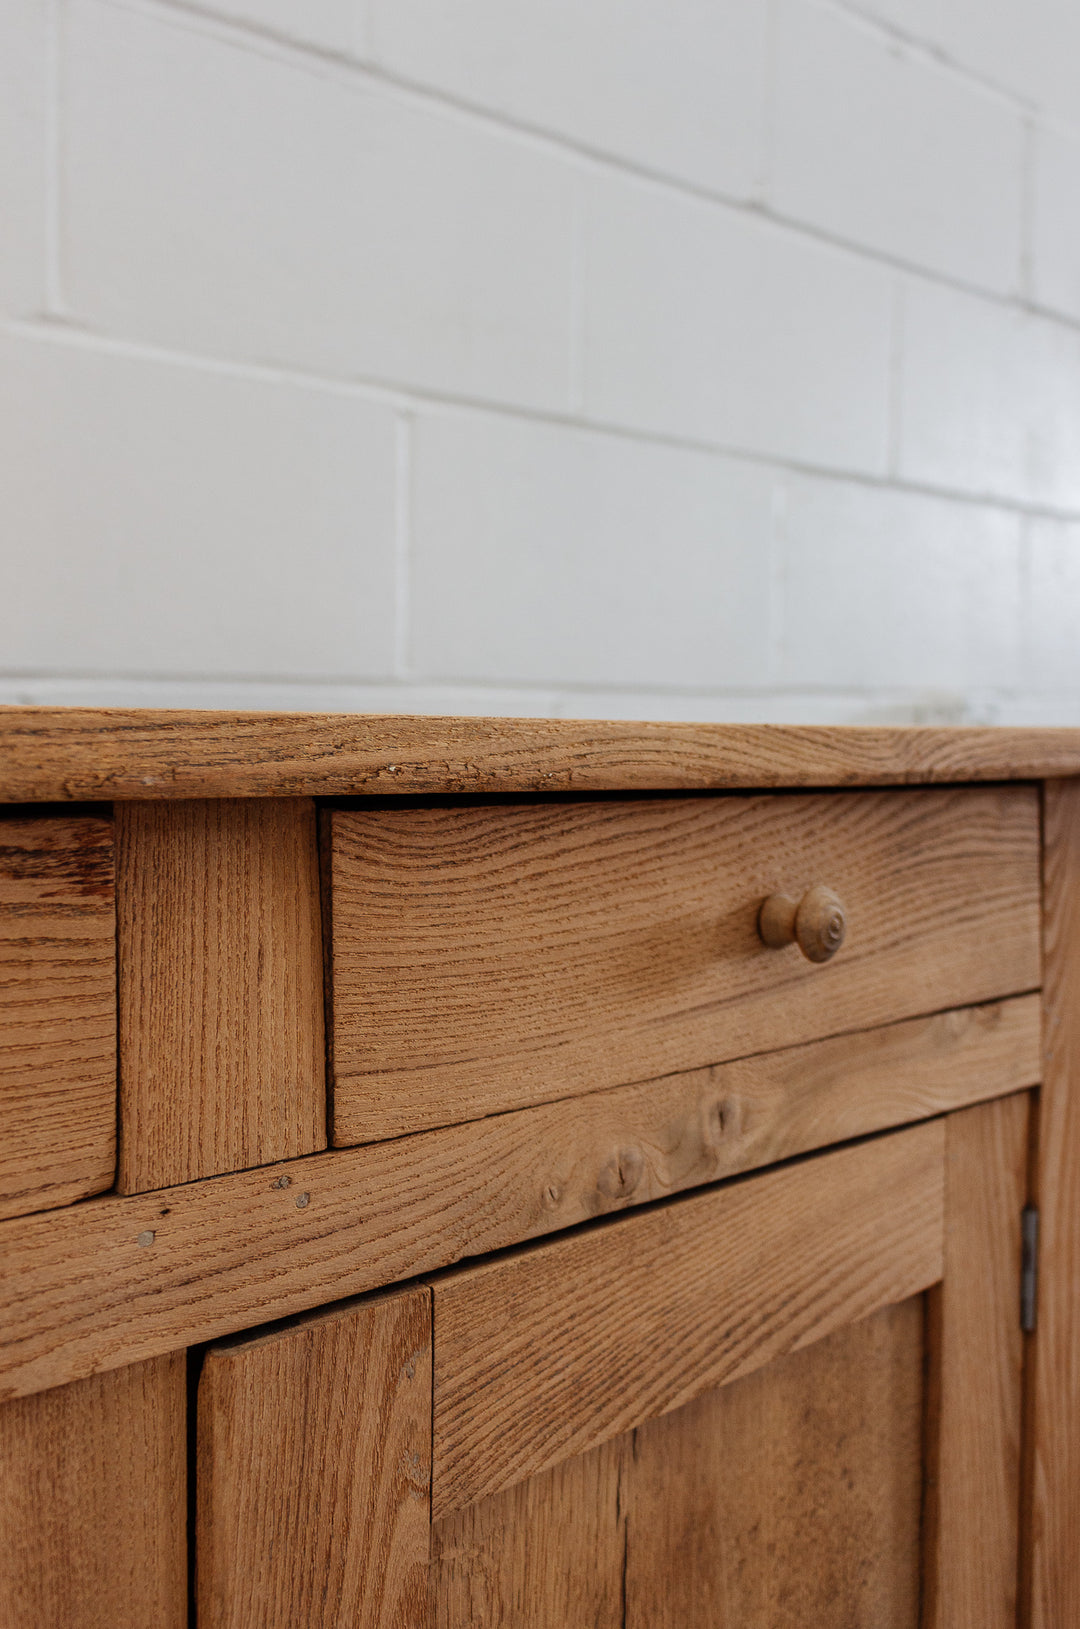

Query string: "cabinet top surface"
[[2, 706, 1080, 802]]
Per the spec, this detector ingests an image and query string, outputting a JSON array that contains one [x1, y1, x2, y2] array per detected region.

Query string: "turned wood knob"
[[758, 885, 847, 963]]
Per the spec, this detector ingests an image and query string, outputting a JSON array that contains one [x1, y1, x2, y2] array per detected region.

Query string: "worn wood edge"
[[429, 1120, 945, 1518], [1024, 779, 1080, 1628], [1, 708, 1079, 801], [0, 995, 1038, 1402]]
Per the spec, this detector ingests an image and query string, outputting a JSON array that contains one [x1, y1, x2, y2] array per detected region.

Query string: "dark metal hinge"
[[1021, 1205, 1039, 1333]]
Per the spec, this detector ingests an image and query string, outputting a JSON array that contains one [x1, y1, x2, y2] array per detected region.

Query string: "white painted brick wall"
[[409, 410, 776, 688], [581, 173, 893, 473], [0, 330, 398, 677], [2, 0, 1079, 724]]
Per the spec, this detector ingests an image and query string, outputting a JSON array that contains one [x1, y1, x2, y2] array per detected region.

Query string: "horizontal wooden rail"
[[431, 1121, 945, 1517], [0, 996, 1038, 1400]]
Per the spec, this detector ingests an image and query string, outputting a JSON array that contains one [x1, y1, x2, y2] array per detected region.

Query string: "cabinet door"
[[431, 1098, 1027, 1629], [196, 1100, 1027, 1628]]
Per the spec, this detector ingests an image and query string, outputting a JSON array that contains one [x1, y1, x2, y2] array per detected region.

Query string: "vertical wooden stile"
[[0, 1352, 187, 1628], [0, 814, 116, 1219], [197, 1287, 433, 1629], [1025, 779, 1080, 1626], [922, 1092, 1029, 1626], [115, 798, 325, 1190]]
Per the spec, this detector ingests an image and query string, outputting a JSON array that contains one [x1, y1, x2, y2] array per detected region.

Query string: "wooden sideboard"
[[3, 709, 1080, 1627]]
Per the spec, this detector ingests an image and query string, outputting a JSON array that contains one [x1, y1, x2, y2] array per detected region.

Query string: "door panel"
[[627, 1297, 923, 1629], [432, 1435, 628, 1629]]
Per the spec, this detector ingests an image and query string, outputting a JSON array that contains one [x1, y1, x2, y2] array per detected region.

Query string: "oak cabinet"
[[1, 712, 1079, 1627]]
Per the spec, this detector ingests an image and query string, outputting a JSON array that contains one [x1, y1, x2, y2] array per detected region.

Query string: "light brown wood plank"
[[116, 798, 325, 1191], [923, 1092, 1028, 1628], [0, 1002, 1024, 1402], [430, 1119, 944, 1519], [1026, 778, 1080, 1627], [331, 789, 1040, 1141], [433, 1434, 627, 1629], [0, 1351, 186, 1628], [0, 815, 115, 1220], [625, 1298, 924, 1628], [198, 1287, 431, 1629], [1, 708, 1079, 801]]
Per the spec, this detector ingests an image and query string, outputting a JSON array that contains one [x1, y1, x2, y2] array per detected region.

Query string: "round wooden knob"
[[758, 885, 847, 963]]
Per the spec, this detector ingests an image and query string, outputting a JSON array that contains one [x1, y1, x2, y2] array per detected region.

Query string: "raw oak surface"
[[432, 1435, 629, 1629], [1027, 779, 1080, 1627], [0, 1352, 186, 1629], [116, 798, 325, 1191], [198, 1289, 431, 1629], [923, 1093, 1029, 1628], [626, 1300, 924, 1628], [0, 1000, 1030, 1401], [0, 814, 115, 1220], [3, 708, 1080, 801], [430, 1120, 945, 1517], [330, 789, 1040, 1139]]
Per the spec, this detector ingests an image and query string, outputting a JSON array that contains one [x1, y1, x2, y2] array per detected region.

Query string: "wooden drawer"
[[0, 814, 116, 1220], [327, 785, 1041, 1144]]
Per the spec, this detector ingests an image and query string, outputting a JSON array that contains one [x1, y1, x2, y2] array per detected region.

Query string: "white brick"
[[409, 412, 776, 688], [0, 333, 396, 677], [897, 280, 1080, 510], [779, 476, 1023, 689], [769, 0, 1024, 293], [856, 0, 1080, 133], [368, 0, 767, 200], [1027, 517, 1080, 691], [63, 1, 576, 410], [1032, 123, 1080, 323], [0, 0, 47, 313], [583, 174, 891, 473]]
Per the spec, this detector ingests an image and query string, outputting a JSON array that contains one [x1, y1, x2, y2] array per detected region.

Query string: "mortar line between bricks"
[[140, 0, 1044, 124], [7, 315, 1080, 530], [821, 0, 1039, 113], [95, 0, 1072, 322], [43, 0, 67, 315], [0, 668, 1062, 707]]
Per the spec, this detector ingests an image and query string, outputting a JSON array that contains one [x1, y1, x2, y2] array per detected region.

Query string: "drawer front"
[[328, 786, 1040, 1144], [0, 815, 116, 1219]]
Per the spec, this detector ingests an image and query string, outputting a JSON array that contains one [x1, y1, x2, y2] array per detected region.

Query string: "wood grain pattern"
[[625, 1298, 924, 1628], [432, 1435, 628, 1629], [0, 1001, 1027, 1402], [116, 798, 325, 1191], [330, 789, 1040, 1140], [0, 815, 115, 1220], [923, 1092, 1029, 1628], [0, 1351, 186, 1628], [2, 707, 1080, 801], [198, 1288, 431, 1629], [430, 1120, 944, 1518], [1026, 778, 1080, 1628]]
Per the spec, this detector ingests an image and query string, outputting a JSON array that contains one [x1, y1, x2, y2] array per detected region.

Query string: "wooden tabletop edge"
[[2, 707, 1080, 800]]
